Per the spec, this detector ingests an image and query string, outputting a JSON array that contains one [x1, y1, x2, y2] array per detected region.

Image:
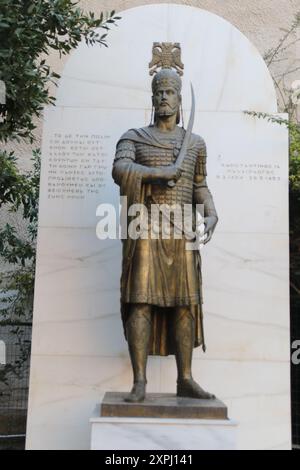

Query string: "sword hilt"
[[167, 180, 176, 188]]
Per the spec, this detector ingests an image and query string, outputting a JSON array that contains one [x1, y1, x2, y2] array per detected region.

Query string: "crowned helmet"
[[149, 43, 184, 124]]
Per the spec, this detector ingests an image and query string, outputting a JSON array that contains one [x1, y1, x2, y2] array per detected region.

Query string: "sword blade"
[[175, 83, 195, 168], [168, 83, 195, 187]]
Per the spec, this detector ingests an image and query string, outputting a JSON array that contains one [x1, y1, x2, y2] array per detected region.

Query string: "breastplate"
[[135, 139, 198, 207]]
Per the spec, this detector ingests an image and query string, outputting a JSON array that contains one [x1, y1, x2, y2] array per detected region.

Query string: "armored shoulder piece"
[[194, 136, 207, 182], [114, 139, 136, 162]]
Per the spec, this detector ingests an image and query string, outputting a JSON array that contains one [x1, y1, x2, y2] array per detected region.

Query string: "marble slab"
[[57, 4, 277, 113], [38, 108, 288, 233], [26, 4, 290, 451], [90, 416, 238, 450], [25, 353, 290, 450], [26, 111, 290, 450]]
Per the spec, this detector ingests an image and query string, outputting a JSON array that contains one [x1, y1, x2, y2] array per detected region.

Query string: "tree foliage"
[[0, 0, 120, 142], [0, 151, 40, 322], [0, 1, 120, 390]]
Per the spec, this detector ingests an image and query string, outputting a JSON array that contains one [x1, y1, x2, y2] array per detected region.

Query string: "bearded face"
[[152, 84, 181, 119]]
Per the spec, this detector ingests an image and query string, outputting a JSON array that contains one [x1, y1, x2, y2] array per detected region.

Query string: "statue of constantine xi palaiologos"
[[112, 43, 218, 403]]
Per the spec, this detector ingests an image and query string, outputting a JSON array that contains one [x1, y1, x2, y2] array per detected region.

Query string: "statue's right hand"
[[142, 165, 182, 184], [156, 165, 182, 182]]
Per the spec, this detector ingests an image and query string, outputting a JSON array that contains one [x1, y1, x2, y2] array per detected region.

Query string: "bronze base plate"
[[101, 392, 228, 420]]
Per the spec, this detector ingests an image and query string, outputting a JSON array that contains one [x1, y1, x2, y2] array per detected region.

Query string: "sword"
[[167, 82, 196, 188]]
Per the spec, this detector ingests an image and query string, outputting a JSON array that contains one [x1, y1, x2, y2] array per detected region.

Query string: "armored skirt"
[[123, 235, 201, 307]]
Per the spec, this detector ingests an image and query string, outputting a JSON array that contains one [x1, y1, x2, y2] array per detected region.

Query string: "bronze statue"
[[112, 43, 218, 403]]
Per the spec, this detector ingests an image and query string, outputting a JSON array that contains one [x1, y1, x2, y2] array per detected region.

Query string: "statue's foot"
[[124, 381, 146, 403], [177, 378, 215, 399]]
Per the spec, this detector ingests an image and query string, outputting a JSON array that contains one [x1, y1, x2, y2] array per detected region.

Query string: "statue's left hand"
[[203, 216, 218, 244]]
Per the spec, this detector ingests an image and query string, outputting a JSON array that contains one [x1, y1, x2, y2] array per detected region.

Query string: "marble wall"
[[26, 5, 290, 450]]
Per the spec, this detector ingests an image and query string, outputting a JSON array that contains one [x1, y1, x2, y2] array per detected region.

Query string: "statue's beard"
[[155, 104, 178, 117]]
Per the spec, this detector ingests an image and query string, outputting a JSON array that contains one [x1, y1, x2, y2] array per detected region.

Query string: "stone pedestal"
[[90, 393, 237, 450]]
